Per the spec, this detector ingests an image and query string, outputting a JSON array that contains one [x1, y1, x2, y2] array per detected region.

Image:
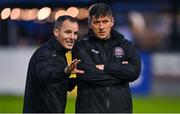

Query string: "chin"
[[97, 35, 107, 39], [66, 46, 73, 50], [99, 36, 108, 39]]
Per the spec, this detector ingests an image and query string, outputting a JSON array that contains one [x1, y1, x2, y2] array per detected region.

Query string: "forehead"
[[92, 15, 112, 21], [60, 20, 78, 30]]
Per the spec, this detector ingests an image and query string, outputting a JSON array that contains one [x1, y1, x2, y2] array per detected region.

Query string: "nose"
[[69, 33, 77, 40], [99, 22, 104, 30]]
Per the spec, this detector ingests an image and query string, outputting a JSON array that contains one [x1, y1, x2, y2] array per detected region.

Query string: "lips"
[[66, 41, 74, 46], [99, 30, 106, 34], [98, 32, 106, 36], [99, 31, 105, 33]]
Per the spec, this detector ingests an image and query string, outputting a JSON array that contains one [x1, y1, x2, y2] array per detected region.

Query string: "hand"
[[96, 64, 104, 71], [122, 61, 128, 64], [64, 59, 84, 74]]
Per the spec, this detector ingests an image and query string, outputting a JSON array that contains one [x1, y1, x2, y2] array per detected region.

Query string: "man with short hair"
[[23, 15, 84, 113], [73, 3, 141, 113]]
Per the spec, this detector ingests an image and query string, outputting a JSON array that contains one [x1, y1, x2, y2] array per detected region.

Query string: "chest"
[[52, 50, 67, 66], [87, 42, 127, 64]]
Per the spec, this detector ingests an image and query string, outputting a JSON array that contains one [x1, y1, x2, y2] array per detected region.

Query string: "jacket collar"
[[50, 37, 69, 54]]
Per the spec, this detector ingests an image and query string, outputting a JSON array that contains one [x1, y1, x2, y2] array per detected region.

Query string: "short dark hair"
[[88, 3, 113, 23], [54, 15, 78, 29]]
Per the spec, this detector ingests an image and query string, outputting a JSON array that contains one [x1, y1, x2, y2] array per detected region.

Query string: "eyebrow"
[[64, 29, 78, 34]]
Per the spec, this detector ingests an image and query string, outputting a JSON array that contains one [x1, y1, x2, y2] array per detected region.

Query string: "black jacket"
[[72, 29, 141, 113], [23, 38, 72, 113]]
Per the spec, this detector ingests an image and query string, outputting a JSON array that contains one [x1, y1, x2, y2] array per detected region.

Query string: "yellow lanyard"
[[65, 51, 76, 78]]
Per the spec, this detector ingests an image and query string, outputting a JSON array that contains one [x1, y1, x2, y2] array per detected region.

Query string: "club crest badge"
[[114, 47, 124, 57]]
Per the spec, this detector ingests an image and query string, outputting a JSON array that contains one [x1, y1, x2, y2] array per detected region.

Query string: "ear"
[[53, 29, 58, 37], [111, 17, 114, 26]]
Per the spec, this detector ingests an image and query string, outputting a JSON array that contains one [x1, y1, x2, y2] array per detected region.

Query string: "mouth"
[[98, 31, 106, 35], [99, 31, 105, 33], [66, 41, 74, 46]]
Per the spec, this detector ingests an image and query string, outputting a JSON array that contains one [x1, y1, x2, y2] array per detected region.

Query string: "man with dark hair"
[[72, 3, 141, 113], [23, 15, 84, 113]]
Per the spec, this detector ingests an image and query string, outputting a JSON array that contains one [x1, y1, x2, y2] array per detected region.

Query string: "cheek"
[[57, 34, 67, 44], [92, 27, 99, 33], [106, 24, 112, 31], [91, 24, 97, 30], [59, 33, 68, 39], [92, 29, 99, 36]]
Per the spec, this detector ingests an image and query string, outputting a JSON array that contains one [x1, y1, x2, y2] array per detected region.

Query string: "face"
[[90, 15, 114, 40], [53, 20, 79, 50]]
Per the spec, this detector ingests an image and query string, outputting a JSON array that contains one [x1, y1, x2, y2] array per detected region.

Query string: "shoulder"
[[112, 29, 135, 49], [77, 34, 90, 43], [122, 38, 133, 46], [33, 43, 53, 59], [112, 30, 131, 43], [75, 35, 91, 46]]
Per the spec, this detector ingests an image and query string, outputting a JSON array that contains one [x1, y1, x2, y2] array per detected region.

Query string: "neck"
[[102, 34, 111, 40]]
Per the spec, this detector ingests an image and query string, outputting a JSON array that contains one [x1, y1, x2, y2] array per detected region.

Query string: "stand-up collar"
[[50, 37, 69, 54]]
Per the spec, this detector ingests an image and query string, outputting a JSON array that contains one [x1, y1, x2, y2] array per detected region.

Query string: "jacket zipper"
[[102, 44, 110, 112], [106, 87, 110, 112], [98, 42, 111, 112]]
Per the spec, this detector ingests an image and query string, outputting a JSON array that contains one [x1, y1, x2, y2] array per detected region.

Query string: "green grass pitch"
[[0, 95, 180, 113]]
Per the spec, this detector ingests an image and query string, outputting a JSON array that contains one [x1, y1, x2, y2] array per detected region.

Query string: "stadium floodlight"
[[1, 8, 11, 20], [65, 7, 79, 18], [37, 7, 51, 20], [21, 8, 38, 21], [55, 10, 66, 20], [10, 8, 21, 20]]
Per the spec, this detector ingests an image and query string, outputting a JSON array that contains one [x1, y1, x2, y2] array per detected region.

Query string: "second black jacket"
[[72, 29, 141, 113]]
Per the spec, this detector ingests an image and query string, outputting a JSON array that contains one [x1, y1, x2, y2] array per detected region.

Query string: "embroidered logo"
[[114, 47, 124, 57], [52, 50, 57, 57], [91, 49, 99, 54]]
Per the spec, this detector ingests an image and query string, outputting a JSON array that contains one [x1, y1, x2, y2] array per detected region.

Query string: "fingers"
[[70, 59, 81, 68], [75, 69, 84, 74], [64, 66, 70, 74], [71, 59, 78, 64], [65, 59, 83, 74], [70, 69, 84, 74], [74, 59, 81, 65], [122, 61, 128, 64], [96, 64, 104, 70], [64, 59, 78, 74], [69, 59, 77, 69], [71, 59, 81, 66]]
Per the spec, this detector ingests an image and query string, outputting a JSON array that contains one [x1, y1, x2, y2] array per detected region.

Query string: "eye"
[[93, 21, 100, 24], [65, 30, 72, 34], [102, 20, 109, 24], [74, 31, 78, 36]]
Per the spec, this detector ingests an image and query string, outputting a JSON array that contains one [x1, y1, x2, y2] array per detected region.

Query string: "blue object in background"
[[130, 52, 151, 95]]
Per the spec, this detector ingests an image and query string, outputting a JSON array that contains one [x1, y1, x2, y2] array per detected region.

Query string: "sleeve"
[[35, 49, 69, 85], [104, 42, 141, 82], [72, 41, 121, 86]]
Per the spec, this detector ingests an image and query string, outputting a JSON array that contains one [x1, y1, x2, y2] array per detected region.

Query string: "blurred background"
[[0, 0, 180, 113]]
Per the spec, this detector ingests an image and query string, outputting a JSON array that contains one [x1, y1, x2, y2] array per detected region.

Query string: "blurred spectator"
[[128, 11, 172, 51]]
